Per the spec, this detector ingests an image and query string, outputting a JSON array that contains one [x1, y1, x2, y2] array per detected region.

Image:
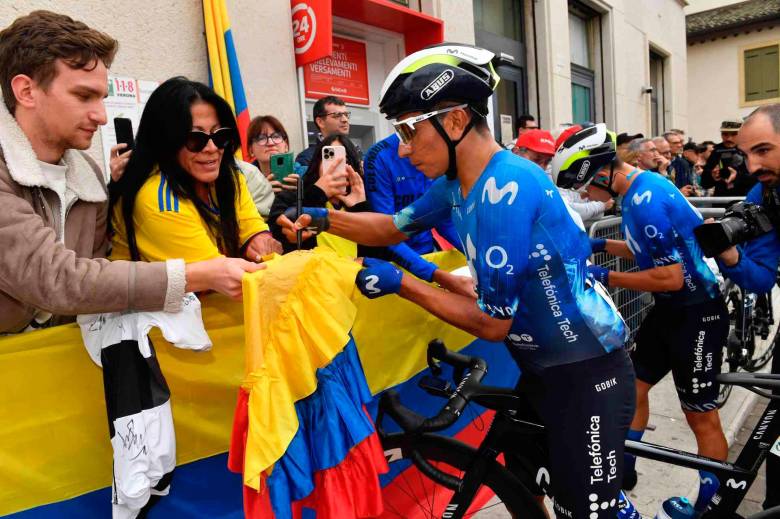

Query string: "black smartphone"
[[113, 117, 134, 153]]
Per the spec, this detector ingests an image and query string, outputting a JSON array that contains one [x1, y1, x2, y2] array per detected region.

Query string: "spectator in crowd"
[[512, 128, 555, 170], [618, 146, 639, 168], [234, 160, 274, 218], [616, 132, 644, 149], [109, 77, 281, 263], [699, 140, 716, 162], [629, 138, 660, 171], [295, 95, 357, 169], [652, 136, 674, 178], [270, 135, 368, 256], [362, 133, 465, 286], [701, 119, 756, 196], [0, 11, 262, 334], [666, 131, 695, 193], [678, 141, 702, 196], [247, 114, 299, 198], [516, 114, 538, 136]]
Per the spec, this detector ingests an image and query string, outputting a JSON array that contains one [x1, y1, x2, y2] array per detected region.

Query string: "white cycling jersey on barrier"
[[78, 293, 211, 519]]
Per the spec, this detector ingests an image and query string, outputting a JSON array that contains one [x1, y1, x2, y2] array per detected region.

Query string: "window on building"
[[473, 0, 523, 41], [569, 8, 595, 124], [744, 44, 779, 103], [649, 50, 665, 136]]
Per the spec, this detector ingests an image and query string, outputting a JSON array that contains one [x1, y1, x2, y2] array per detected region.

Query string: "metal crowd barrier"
[[588, 217, 653, 343]]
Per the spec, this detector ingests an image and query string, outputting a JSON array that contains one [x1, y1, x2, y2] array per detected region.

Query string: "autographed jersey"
[[620, 172, 720, 306], [393, 150, 628, 371]]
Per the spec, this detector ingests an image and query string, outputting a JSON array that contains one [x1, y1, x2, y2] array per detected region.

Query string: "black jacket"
[[701, 142, 756, 196]]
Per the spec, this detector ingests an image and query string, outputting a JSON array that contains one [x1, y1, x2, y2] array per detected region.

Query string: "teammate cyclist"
[[278, 44, 635, 518], [580, 139, 728, 515]]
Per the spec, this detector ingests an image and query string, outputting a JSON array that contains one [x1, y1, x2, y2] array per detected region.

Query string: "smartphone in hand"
[[270, 152, 294, 182], [322, 145, 347, 194], [113, 117, 134, 153]]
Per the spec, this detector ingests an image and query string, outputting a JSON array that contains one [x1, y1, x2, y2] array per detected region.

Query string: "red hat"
[[515, 129, 555, 155], [554, 124, 583, 152]]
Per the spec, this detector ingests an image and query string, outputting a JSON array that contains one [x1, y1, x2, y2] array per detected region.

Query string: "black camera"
[[717, 149, 744, 171], [694, 202, 774, 257]]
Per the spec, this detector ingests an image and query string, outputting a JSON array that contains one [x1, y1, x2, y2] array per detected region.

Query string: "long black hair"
[[109, 77, 242, 260], [302, 134, 363, 193]]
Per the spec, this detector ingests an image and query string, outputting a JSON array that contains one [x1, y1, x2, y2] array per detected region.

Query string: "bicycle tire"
[[381, 432, 545, 519]]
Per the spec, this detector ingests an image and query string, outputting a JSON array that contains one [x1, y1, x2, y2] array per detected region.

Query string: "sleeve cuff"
[[164, 258, 186, 312]]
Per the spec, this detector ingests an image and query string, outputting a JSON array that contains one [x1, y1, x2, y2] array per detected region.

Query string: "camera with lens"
[[694, 202, 774, 257], [716, 149, 744, 171]]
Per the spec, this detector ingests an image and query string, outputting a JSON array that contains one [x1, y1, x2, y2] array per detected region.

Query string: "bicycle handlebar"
[[380, 340, 487, 434]]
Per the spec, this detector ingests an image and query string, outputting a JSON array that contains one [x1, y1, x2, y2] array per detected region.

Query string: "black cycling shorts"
[[505, 348, 636, 519], [632, 297, 728, 412]]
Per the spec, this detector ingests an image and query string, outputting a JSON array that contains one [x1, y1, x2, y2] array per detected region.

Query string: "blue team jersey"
[[620, 171, 720, 306], [393, 150, 628, 371]]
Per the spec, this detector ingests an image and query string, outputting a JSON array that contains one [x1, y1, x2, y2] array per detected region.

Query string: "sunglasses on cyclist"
[[184, 128, 234, 153], [392, 104, 468, 145]]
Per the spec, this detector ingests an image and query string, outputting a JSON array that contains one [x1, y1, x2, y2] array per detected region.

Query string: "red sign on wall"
[[304, 36, 370, 105], [291, 0, 332, 67]]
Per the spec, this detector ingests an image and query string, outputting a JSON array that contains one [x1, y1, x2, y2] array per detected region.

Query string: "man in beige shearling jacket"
[[0, 11, 264, 333]]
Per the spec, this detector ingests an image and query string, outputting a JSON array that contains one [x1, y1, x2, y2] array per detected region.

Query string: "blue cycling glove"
[[356, 258, 403, 299], [283, 206, 329, 233], [590, 238, 607, 253], [587, 264, 610, 287]]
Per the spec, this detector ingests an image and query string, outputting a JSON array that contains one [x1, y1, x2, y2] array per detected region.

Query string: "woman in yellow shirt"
[[109, 77, 281, 263]]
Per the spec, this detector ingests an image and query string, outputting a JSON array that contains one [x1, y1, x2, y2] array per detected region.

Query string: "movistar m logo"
[[632, 190, 652, 205], [421, 69, 454, 100], [482, 177, 519, 205]]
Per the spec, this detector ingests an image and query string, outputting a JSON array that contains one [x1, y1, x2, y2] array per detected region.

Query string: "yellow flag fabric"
[[0, 249, 467, 515], [241, 250, 361, 489]]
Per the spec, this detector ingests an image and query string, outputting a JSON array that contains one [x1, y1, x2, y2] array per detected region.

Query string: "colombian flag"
[[203, 0, 251, 160]]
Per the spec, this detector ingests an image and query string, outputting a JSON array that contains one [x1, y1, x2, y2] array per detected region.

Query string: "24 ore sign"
[[304, 36, 370, 105]]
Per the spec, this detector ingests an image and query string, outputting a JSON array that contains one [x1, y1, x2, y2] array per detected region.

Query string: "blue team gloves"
[[283, 206, 330, 233], [590, 238, 607, 253], [587, 264, 611, 287], [356, 258, 403, 299]]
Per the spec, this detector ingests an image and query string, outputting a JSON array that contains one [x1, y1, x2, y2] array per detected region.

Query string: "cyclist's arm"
[[603, 239, 634, 259], [399, 275, 511, 342], [606, 263, 684, 292]]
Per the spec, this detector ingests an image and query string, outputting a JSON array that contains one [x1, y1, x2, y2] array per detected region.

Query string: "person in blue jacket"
[[363, 133, 464, 283], [712, 104, 780, 511]]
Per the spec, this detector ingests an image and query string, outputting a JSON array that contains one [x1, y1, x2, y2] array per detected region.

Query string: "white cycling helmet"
[[551, 123, 617, 189]]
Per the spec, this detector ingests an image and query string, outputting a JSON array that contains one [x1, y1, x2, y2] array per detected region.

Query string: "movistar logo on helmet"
[[421, 69, 454, 100], [445, 47, 480, 61], [576, 160, 591, 181]]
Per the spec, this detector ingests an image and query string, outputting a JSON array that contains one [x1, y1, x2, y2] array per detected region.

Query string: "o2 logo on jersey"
[[482, 177, 518, 205], [644, 225, 659, 239], [632, 190, 652, 206], [486, 245, 512, 273]]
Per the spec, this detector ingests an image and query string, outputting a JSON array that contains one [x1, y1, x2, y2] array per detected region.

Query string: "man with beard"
[[714, 104, 780, 511]]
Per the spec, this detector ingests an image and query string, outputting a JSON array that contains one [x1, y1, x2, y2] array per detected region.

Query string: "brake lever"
[[427, 344, 443, 376]]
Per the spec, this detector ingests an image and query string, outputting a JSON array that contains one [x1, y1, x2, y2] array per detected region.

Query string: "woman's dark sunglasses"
[[184, 128, 234, 152]]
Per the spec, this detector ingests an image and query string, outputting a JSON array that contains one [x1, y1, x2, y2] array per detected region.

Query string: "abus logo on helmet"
[[576, 160, 591, 181], [421, 69, 454, 100]]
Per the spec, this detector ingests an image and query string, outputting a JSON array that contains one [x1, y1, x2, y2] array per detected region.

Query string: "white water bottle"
[[655, 496, 695, 519]]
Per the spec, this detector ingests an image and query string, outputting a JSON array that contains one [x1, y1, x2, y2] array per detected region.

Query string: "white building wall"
[[527, 0, 687, 134], [687, 27, 780, 142], [0, 1, 303, 162]]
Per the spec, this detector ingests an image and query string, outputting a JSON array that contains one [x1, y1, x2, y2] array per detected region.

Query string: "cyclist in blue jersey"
[[278, 44, 635, 519], [363, 134, 468, 291], [580, 138, 728, 513]]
